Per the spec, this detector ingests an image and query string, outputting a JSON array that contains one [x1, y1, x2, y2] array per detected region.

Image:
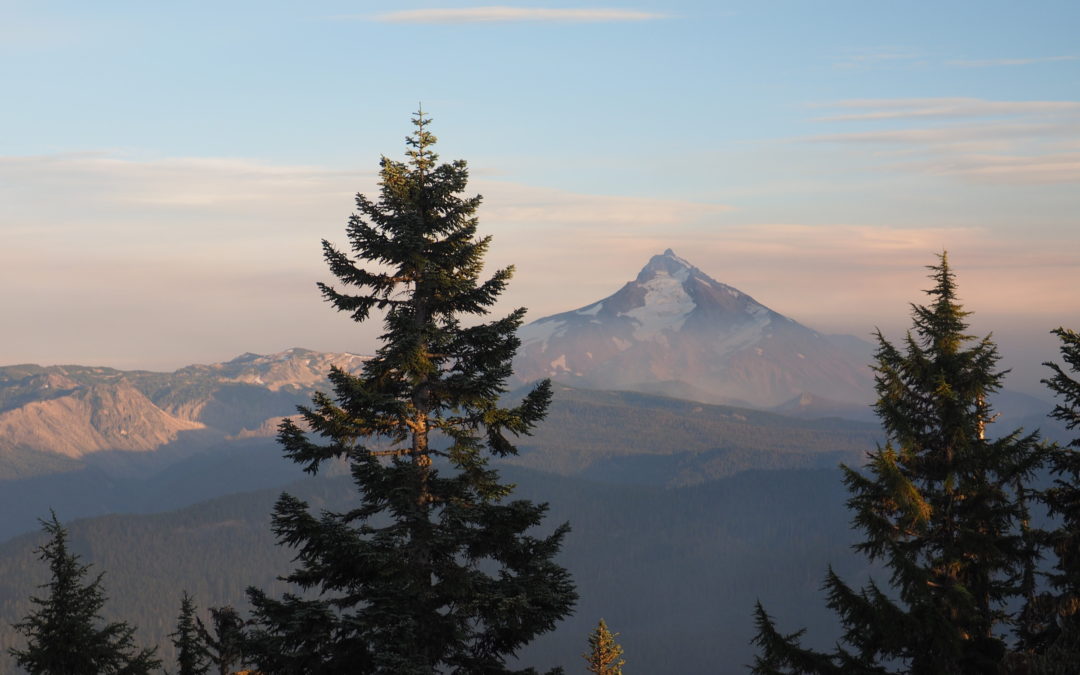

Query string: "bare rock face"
[[0, 379, 204, 458], [173, 348, 370, 394], [0, 349, 369, 460], [513, 249, 874, 408]]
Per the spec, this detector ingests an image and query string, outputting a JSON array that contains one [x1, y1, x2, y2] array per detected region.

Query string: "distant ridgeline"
[[0, 348, 368, 471], [0, 348, 885, 673]]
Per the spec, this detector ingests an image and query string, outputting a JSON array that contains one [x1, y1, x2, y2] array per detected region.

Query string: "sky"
[[2, 1, 1079, 396]]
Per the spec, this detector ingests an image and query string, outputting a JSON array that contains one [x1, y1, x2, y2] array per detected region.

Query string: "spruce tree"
[[583, 619, 625, 675], [9, 512, 161, 675], [170, 592, 210, 675], [245, 110, 576, 674], [751, 254, 1045, 674], [1027, 327, 1080, 672]]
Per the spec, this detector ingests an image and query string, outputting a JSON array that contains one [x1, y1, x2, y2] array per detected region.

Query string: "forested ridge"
[[0, 466, 866, 673]]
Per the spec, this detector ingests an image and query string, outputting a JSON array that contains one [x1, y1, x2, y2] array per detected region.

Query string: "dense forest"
[[0, 466, 867, 673]]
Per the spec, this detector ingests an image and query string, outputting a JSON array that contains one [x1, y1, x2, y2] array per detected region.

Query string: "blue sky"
[[3, 1, 1079, 394]]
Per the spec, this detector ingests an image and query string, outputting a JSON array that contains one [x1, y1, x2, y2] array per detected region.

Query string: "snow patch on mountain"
[[620, 267, 696, 340], [519, 318, 567, 351], [710, 314, 773, 355]]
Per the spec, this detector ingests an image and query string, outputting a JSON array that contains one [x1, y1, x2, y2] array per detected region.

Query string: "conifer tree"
[[1027, 327, 1080, 672], [170, 592, 210, 675], [196, 606, 246, 675], [584, 619, 625, 675], [245, 110, 575, 674], [8, 512, 161, 675], [751, 254, 1045, 674]]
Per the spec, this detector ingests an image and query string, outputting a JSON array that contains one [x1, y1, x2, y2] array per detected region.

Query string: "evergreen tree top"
[[913, 252, 974, 354], [584, 619, 625, 675], [404, 106, 438, 173]]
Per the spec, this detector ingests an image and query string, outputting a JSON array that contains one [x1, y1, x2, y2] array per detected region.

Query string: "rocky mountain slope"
[[513, 249, 875, 407], [0, 349, 367, 469]]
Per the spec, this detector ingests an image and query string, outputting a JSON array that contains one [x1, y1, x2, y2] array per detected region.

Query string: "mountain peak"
[[514, 251, 875, 407], [638, 248, 696, 283]]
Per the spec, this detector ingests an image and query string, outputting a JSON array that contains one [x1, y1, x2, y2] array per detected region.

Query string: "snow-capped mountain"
[[513, 249, 875, 407]]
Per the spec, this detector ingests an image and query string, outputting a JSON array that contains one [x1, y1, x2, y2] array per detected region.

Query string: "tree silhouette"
[[9, 512, 160, 675]]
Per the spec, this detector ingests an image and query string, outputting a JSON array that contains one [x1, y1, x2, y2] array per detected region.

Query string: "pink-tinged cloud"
[[369, 7, 669, 24], [803, 98, 1080, 185]]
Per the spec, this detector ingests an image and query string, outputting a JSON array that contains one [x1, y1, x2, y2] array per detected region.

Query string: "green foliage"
[[8, 512, 161, 674], [170, 591, 210, 675], [246, 111, 575, 674], [751, 254, 1047, 674], [1026, 327, 1080, 669], [584, 619, 625, 675]]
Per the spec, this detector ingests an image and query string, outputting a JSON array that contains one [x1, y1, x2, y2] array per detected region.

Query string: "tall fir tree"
[[751, 254, 1045, 674], [170, 592, 210, 675], [245, 110, 576, 674], [8, 513, 161, 675], [1026, 327, 1080, 672], [583, 619, 625, 675]]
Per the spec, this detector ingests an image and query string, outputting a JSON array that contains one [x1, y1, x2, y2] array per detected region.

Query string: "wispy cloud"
[[805, 98, 1080, 185], [832, 50, 1079, 72], [813, 98, 1080, 122], [948, 55, 1079, 68], [1, 151, 1075, 371], [504, 221, 1080, 337], [916, 153, 1080, 185], [832, 48, 921, 70], [367, 7, 669, 24], [0, 152, 733, 367]]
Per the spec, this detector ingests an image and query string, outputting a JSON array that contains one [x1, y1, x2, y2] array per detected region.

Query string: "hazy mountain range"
[[0, 251, 1067, 673], [0, 348, 367, 476]]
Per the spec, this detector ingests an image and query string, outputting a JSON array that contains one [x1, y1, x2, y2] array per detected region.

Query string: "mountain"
[[0, 348, 367, 473], [0, 373, 203, 459], [513, 249, 875, 407]]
